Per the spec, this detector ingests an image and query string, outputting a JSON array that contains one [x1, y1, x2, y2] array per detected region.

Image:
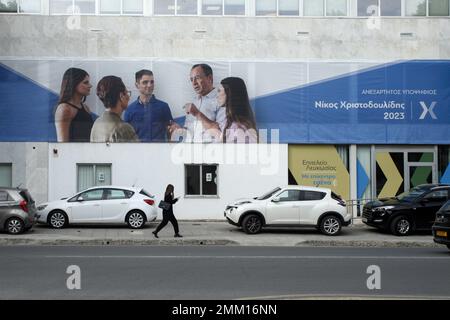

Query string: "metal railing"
[[345, 198, 375, 222]]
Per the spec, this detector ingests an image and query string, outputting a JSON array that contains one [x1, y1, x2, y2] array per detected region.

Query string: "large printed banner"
[[0, 59, 449, 143], [289, 145, 350, 200]]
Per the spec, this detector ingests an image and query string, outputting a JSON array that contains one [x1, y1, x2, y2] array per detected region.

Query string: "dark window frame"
[[184, 164, 219, 198]]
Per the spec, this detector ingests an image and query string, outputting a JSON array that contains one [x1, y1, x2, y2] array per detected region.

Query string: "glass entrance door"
[[374, 148, 437, 198]]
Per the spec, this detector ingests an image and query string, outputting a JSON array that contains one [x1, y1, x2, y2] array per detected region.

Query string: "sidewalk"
[[0, 220, 442, 248]]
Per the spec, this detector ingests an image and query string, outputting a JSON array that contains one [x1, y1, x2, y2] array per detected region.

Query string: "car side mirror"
[[272, 197, 280, 203], [77, 196, 84, 202], [420, 198, 430, 204]]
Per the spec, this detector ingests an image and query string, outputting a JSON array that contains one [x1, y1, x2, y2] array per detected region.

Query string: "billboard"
[[0, 59, 449, 144]]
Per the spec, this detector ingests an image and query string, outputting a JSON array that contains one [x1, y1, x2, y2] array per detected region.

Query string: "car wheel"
[[126, 211, 146, 229], [48, 211, 68, 229], [390, 215, 412, 236], [5, 217, 25, 235], [320, 215, 342, 236], [242, 214, 263, 234]]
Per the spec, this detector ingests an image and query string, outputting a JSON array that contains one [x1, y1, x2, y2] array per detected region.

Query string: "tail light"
[[20, 200, 29, 213], [338, 200, 346, 207], [144, 199, 155, 206]]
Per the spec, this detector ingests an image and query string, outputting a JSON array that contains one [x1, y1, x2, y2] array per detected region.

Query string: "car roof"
[[281, 185, 331, 193], [82, 186, 142, 192], [415, 184, 450, 191]]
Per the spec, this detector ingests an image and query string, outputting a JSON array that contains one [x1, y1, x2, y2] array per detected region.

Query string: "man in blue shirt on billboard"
[[124, 69, 173, 142]]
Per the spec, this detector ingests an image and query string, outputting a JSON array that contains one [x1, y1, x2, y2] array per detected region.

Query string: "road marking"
[[44, 255, 450, 260], [238, 293, 450, 300]]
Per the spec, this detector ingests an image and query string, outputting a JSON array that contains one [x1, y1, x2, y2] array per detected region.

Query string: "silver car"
[[0, 188, 36, 234]]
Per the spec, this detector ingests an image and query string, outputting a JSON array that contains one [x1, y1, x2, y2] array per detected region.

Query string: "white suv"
[[224, 185, 351, 236]]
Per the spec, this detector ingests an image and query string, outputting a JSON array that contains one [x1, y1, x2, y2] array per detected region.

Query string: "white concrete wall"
[[1, 16, 449, 60], [0, 142, 49, 204], [48, 143, 288, 220]]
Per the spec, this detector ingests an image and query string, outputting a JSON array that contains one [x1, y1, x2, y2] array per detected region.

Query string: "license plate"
[[436, 231, 447, 237]]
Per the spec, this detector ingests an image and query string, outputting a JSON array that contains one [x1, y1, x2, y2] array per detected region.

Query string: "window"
[[256, 0, 276, 16], [405, 0, 427, 16], [300, 191, 326, 201], [380, 0, 401, 16], [77, 164, 111, 192], [304, 0, 324, 16], [50, 0, 95, 14], [423, 190, 448, 202], [224, 0, 244, 15], [0, 0, 17, 12], [99, 0, 143, 14], [154, 0, 175, 14], [104, 189, 132, 200], [279, 0, 299, 16], [326, 0, 347, 16], [202, 0, 222, 15], [123, 0, 143, 14], [19, 0, 41, 13], [78, 188, 104, 201], [178, 0, 197, 14], [0, 191, 11, 202], [140, 189, 153, 197], [100, 0, 120, 14], [277, 190, 301, 201], [429, 0, 449, 16], [0, 164, 12, 187], [358, 0, 379, 16], [185, 164, 218, 196]]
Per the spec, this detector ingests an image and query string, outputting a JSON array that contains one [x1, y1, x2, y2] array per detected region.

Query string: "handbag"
[[158, 200, 171, 210]]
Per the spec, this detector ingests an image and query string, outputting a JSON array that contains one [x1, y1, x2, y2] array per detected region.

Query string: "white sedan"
[[36, 186, 157, 229]]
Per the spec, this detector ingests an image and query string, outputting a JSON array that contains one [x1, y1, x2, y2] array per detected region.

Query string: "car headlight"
[[37, 205, 48, 211], [373, 206, 395, 216]]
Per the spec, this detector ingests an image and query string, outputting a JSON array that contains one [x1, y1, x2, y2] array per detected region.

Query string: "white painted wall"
[[48, 143, 288, 220]]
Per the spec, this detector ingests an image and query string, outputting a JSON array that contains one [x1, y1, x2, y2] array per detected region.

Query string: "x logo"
[[419, 101, 437, 120]]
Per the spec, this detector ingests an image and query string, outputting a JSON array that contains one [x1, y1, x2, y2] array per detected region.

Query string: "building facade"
[[1, 0, 450, 219]]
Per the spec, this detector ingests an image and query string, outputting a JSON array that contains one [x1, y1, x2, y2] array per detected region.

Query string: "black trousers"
[[154, 212, 179, 234]]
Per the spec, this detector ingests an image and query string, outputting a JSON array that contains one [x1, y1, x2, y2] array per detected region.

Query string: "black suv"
[[362, 184, 450, 236], [432, 200, 450, 250]]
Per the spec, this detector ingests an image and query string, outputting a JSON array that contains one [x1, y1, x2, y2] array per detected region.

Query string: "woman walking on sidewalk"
[[153, 184, 182, 238]]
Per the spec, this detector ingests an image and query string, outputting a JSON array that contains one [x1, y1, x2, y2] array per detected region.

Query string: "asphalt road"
[[0, 246, 449, 300]]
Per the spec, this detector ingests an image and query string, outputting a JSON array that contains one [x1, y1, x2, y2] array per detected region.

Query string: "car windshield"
[[440, 201, 450, 212], [396, 186, 431, 202], [257, 187, 281, 200]]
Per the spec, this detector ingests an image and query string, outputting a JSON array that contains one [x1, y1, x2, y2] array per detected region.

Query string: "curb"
[[0, 237, 444, 248], [0, 238, 239, 246], [298, 240, 442, 248]]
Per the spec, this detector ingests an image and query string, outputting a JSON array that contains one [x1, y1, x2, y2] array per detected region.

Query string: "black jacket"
[[163, 194, 178, 215]]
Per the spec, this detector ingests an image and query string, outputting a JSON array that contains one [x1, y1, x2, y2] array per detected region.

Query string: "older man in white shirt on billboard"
[[169, 64, 225, 143]]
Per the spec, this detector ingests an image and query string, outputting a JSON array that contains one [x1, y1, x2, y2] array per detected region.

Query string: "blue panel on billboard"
[[253, 60, 450, 144], [0, 63, 57, 142]]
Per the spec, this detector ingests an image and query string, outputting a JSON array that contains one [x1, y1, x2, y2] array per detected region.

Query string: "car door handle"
[[120, 202, 127, 205], [93, 204, 101, 207], [292, 205, 300, 208]]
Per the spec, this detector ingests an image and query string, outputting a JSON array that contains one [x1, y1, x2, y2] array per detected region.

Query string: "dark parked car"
[[0, 187, 36, 234], [432, 200, 450, 250], [362, 184, 450, 236]]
